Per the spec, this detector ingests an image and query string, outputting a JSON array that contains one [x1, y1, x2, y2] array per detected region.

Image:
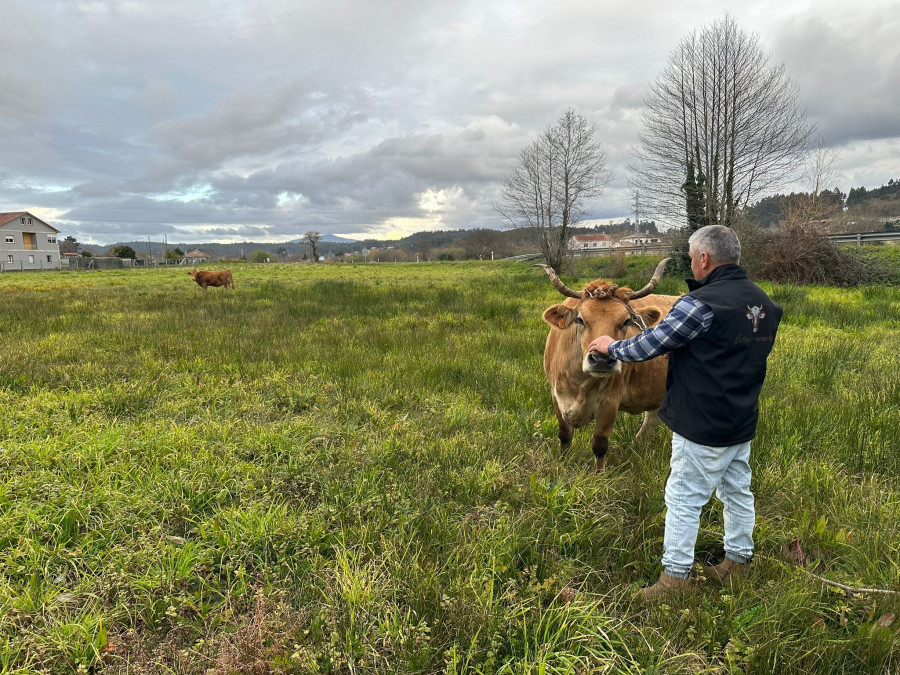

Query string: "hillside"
[[104, 220, 661, 262], [745, 178, 900, 230]]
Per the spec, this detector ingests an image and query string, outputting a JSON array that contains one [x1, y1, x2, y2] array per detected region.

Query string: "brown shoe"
[[703, 558, 748, 585], [638, 572, 691, 603]]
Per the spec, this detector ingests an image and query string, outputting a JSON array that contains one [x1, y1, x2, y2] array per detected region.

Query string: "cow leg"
[[551, 395, 574, 452], [591, 435, 609, 472], [634, 409, 661, 443], [591, 403, 618, 472]]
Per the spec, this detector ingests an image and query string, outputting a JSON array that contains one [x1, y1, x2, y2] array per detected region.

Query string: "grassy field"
[[0, 259, 898, 673]]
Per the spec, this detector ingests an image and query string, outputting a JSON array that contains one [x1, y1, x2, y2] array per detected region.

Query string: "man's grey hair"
[[688, 225, 741, 264]]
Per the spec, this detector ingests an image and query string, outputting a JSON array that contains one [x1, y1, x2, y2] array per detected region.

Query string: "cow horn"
[[626, 257, 671, 300], [534, 264, 583, 299]]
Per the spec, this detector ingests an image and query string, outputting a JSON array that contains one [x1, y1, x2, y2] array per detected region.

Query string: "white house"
[[614, 233, 662, 248], [569, 234, 612, 251], [0, 211, 61, 271]]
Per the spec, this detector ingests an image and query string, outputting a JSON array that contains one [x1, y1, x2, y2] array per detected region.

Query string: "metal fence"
[[503, 244, 670, 262], [506, 232, 898, 263], [826, 231, 900, 245], [573, 244, 670, 257], [65, 257, 137, 270]]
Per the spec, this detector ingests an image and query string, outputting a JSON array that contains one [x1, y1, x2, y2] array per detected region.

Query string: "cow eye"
[[574, 315, 586, 326]]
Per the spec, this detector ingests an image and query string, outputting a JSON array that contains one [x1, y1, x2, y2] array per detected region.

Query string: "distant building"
[[0, 211, 61, 271], [569, 234, 611, 251], [614, 233, 662, 248], [185, 249, 210, 264]]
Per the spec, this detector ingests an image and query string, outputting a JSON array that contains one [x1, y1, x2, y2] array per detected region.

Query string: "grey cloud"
[[773, 8, 900, 146], [3, 0, 900, 243], [148, 81, 324, 170], [142, 77, 181, 123]]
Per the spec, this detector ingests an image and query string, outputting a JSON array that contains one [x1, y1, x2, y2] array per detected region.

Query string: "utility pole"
[[164, 234, 169, 259], [146, 236, 153, 264]]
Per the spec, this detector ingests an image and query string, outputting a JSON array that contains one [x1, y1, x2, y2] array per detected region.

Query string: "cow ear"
[[637, 306, 662, 327], [543, 304, 575, 329]]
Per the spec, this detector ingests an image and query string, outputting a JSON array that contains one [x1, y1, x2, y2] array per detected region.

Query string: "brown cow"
[[538, 259, 677, 471], [189, 269, 234, 290]]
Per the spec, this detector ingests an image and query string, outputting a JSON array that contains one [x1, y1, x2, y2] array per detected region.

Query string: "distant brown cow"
[[538, 259, 677, 471], [189, 269, 234, 290]]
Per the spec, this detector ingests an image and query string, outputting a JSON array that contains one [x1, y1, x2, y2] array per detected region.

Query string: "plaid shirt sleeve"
[[607, 295, 713, 363]]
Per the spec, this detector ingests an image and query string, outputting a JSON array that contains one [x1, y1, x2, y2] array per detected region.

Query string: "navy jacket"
[[658, 264, 782, 446]]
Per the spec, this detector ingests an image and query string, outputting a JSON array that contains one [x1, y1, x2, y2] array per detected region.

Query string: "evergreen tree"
[[109, 245, 137, 259], [59, 236, 80, 254], [683, 160, 707, 231]]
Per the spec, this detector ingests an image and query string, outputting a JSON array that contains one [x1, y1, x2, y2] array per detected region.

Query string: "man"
[[588, 225, 782, 602]]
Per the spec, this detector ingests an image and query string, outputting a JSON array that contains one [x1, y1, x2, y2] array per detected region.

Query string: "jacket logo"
[[746, 305, 766, 333]]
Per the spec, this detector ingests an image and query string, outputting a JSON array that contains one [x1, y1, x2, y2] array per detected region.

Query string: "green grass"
[[0, 260, 899, 673], [847, 245, 900, 284]]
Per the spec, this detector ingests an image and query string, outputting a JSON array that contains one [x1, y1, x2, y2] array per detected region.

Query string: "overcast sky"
[[2, 0, 898, 245]]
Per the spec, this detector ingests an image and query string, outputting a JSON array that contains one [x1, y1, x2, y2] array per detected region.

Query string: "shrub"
[[738, 220, 871, 285], [847, 246, 900, 284], [607, 250, 629, 278]]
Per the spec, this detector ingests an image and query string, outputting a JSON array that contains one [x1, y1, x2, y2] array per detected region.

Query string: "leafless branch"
[[495, 109, 609, 272]]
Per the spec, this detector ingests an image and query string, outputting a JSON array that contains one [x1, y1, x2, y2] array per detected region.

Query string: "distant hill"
[[288, 234, 358, 244], [846, 178, 900, 209], [97, 220, 662, 261], [745, 177, 900, 229]]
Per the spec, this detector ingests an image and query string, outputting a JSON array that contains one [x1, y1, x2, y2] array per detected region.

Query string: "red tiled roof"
[[0, 211, 60, 232], [0, 212, 27, 226]]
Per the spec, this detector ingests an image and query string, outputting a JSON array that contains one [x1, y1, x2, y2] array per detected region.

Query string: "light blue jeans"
[[662, 433, 755, 579]]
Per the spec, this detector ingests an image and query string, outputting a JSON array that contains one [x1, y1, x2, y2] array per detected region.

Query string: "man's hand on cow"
[[588, 335, 615, 355]]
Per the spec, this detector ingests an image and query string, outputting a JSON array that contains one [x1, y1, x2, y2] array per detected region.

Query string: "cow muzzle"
[[583, 350, 621, 376]]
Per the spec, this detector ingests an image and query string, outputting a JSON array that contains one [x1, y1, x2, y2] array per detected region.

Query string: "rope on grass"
[[694, 529, 900, 597], [756, 554, 900, 597], [794, 565, 899, 596]]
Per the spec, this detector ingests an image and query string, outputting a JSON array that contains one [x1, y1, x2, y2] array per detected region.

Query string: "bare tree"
[[632, 15, 815, 230], [775, 141, 843, 232], [803, 141, 840, 208], [303, 231, 321, 262], [462, 228, 504, 260], [495, 109, 609, 272]]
